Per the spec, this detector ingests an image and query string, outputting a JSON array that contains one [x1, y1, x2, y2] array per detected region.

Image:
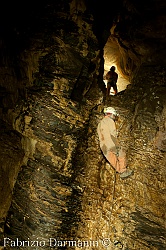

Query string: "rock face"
[[0, 0, 166, 249]]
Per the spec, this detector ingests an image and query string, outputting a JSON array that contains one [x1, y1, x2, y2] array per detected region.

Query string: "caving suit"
[[106, 71, 118, 95], [97, 115, 127, 173]]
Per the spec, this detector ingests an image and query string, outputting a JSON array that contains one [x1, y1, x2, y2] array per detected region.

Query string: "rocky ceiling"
[[0, 0, 166, 249]]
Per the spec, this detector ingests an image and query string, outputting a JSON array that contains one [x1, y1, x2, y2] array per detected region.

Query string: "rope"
[[107, 157, 118, 239], [109, 169, 117, 216]]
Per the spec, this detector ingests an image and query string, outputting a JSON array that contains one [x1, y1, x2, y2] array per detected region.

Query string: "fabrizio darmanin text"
[[3, 238, 111, 248]]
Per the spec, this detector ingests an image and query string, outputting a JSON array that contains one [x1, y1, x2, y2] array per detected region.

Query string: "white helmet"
[[104, 107, 118, 116]]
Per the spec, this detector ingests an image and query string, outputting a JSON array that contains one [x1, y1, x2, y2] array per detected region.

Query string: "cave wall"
[[104, 0, 166, 81], [0, 0, 166, 249], [76, 66, 166, 249], [0, 0, 105, 247]]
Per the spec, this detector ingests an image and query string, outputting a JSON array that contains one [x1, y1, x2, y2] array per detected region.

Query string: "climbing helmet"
[[104, 107, 118, 116]]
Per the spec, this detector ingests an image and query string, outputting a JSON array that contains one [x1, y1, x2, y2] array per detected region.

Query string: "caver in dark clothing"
[[105, 66, 118, 96]]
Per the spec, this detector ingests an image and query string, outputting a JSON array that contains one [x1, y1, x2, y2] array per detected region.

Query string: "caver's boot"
[[120, 169, 134, 179]]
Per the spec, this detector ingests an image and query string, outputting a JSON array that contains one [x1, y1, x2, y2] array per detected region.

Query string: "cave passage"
[[0, 0, 166, 250], [103, 36, 130, 95]]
